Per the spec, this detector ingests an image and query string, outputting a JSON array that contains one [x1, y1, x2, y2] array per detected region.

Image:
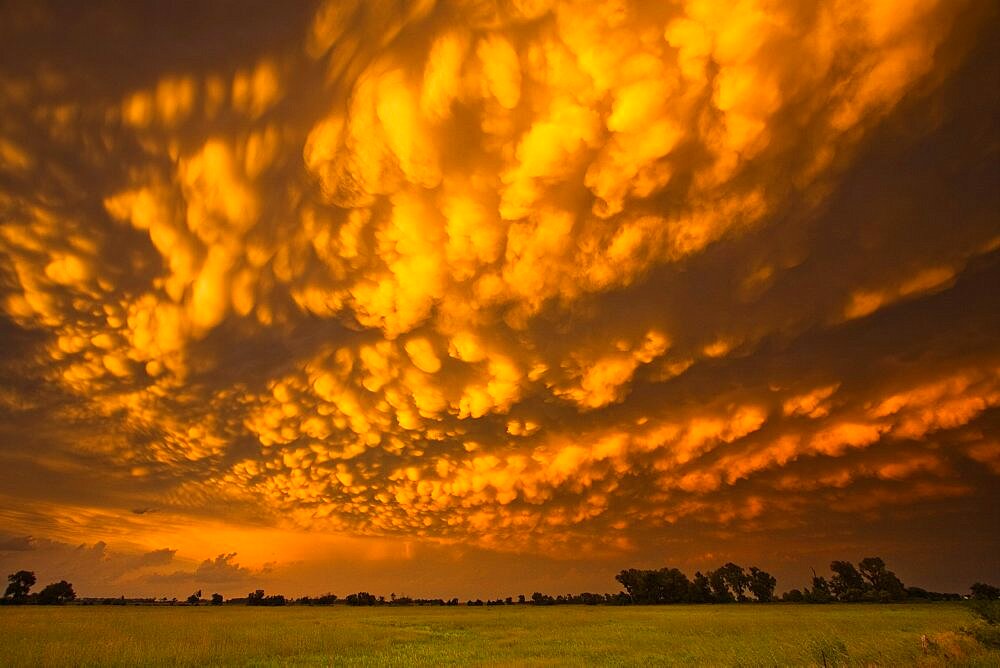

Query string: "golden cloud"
[[0, 0, 997, 573]]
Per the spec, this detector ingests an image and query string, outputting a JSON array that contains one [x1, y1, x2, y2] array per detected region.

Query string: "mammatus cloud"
[[0, 0, 998, 593]]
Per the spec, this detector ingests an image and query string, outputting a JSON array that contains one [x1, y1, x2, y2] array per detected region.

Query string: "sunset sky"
[[0, 0, 997, 600]]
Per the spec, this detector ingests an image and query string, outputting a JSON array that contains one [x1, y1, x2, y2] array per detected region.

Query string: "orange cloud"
[[0, 0, 997, 587]]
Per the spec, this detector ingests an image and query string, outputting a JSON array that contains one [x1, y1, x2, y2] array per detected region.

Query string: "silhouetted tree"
[[660, 568, 693, 603], [806, 572, 833, 603], [717, 563, 749, 602], [4, 571, 36, 603], [615, 569, 643, 602], [36, 580, 75, 605], [748, 567, 776, 602], [605, 592, 631, 605], [689, 571, 712, 603], [246, 590, 286, 606], [210, 593, 224, 605], [829, 561, 865, 602], [416, 598, 445, 606], [187, 590, 201, 605], [531, 592, 553, 605], [781, 588, 805, 602], [857, 557, 885, 588], [615, 568, 691, 604], [858, 557, 905, 601], [346, 592, 378, 606], [971, 583, 1000, 600], [708, 569, 734, 603]]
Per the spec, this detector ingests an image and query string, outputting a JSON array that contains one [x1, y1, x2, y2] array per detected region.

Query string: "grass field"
[[1, 603, 997, 666]]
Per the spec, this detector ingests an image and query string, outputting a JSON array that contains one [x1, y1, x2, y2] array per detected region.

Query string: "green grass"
[[1, 603, 997, 666]]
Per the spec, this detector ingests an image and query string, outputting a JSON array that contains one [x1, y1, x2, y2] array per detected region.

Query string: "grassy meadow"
[[1, 603, 997, 666]]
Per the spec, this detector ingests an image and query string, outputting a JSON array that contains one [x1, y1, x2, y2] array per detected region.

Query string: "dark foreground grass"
[[1, 603, 997, 666]]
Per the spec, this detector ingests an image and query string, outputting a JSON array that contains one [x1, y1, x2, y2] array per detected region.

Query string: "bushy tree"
[[748, 567, 777, 602], [4, 571, 35, 603], [971, 583, 1000, 601], [531, 592, 554, 605], [615, 569, 644, 603], [708, 569, 734, 603], [615, 567, 692, 603], [661, 568, 693, 603], [805, 574, 833, 603], [210, 593, 224, 605], [858, 557, 905, 601], [829, 561, 865, 602], [36, 580, 75, 605], [345, 592, 378, 606], [717, 563, 749, 602], [781, 588, 805, 602], [689, 571, 713, 603]]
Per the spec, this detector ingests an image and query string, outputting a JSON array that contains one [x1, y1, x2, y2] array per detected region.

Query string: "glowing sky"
[[0, 0, 998, 599]]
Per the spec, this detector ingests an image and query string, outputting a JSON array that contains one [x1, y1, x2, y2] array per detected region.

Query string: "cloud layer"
[[0, 0, 998, 594]]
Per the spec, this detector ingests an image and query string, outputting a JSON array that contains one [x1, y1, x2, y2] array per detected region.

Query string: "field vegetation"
[[2, 603, 999, 666]]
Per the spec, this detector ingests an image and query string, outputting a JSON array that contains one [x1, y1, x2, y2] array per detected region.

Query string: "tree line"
[[783, 557, 907, 603], [1, 571, 76, 605], [5, 558, 999, 607], [614, 562, 778, 603]]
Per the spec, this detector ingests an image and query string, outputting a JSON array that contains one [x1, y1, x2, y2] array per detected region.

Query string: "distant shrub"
[[970, 583, 1000, 601], [246, 590, 286, 606], [782, 589, 805, 602], [345, 592, 377, 606]]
